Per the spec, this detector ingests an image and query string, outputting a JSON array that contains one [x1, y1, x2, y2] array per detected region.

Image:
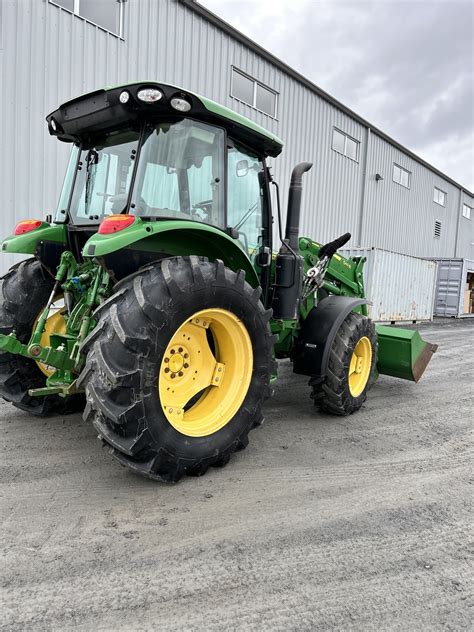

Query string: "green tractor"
[[0, 82, 437, 482]]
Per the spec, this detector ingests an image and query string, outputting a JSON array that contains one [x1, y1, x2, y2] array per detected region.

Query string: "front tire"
[[78, 256, 275, 483], [311, 312, 378, 416]]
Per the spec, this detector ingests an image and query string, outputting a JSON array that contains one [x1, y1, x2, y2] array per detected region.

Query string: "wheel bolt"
[[171, 374, 176, 379], [164, 367, 170, 374], [178, 347, 183, 353], [184, 363, 189, 369], [178, 371, 183, 377], [170, 349, 175, 354], [164, 357, 169, 363], [184, 353, 189, 359]]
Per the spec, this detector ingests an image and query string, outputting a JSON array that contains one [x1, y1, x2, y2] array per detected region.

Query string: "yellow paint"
[[158, 308, 253, 437], [34, 298, 67, 377], [348, 336, 372, 397]]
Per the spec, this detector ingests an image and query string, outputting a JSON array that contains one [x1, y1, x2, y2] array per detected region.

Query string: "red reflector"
[[98, 215, 135, 235], [14, 219, 43, 235]]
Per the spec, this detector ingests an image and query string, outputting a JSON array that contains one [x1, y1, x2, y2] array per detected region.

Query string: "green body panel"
[[83, 218, 260, 288], [199, 95, 283, 152], [1, 224, 67, 254]]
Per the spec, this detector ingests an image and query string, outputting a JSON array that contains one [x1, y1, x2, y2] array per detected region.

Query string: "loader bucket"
[[375, 325, 438, 382]]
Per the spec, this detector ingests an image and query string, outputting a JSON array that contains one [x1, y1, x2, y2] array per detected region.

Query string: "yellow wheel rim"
[[158, 308, 253, 437], [33, 298, 67, 377], [348, 336, 372, 397]]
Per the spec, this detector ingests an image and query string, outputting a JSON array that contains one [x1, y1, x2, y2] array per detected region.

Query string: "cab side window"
[[227, 146, 264, 257]]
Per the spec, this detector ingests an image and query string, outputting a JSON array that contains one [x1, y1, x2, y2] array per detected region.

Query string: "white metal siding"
[[0, 0, 472, 275]]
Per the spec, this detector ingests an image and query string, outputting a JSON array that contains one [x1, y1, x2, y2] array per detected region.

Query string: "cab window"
[[227, 145, 264, 258]]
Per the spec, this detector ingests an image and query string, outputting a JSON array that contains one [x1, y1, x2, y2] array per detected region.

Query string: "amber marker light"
[[98, 215, 136, 235], [14, 219, 43, 235]]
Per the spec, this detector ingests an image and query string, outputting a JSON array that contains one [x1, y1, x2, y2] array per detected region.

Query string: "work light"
[[119, 90, 130, 104], [137, 88, 163, 103], [171, 97, 192, 113]]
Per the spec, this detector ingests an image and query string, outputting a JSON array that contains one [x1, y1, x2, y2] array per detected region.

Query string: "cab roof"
[[46, 81, 283, 158]]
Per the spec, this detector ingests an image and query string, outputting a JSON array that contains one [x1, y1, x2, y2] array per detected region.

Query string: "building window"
[[463, 203, 472, 220], [434, 220, 442, 239], [433, 187, 447, 206], [231, 68, 278, 118], [49, 0, 126, 38], [393, 164, 411, 188], [331, 128, 359, 161]]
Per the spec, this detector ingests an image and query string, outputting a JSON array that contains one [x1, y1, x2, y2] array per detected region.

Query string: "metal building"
[[1, 0, 473, 275]]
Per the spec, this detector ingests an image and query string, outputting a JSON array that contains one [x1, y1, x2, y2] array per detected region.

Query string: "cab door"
[[227, 143, 272, 304]]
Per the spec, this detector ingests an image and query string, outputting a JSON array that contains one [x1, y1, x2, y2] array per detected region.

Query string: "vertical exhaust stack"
[[284, 162, 313, 250], [272, 162, 313, 320]]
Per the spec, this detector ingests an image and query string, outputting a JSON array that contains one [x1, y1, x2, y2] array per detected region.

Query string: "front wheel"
[[78, 256, 275, 482], [311, 312, 378, 415]]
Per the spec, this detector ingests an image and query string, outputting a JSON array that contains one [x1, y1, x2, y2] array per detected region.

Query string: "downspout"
[[357, 126, 370, 246]]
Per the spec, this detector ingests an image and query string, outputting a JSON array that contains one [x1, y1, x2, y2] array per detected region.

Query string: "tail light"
[[98, 214, 136, 235], [14, 219, 43, 235]]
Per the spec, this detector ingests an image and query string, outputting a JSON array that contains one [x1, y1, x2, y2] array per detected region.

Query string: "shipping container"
[[340, 247, 438, 322], [431, 258, 474, 317]]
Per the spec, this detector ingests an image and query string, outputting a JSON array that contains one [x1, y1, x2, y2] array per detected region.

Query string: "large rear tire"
[[0, 259, 84, 416], [311, 312, 378, 416], [78, 256, 275, 483]]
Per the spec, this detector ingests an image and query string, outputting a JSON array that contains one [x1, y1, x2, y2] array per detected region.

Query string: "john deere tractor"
[[0, 82, 437, 482]]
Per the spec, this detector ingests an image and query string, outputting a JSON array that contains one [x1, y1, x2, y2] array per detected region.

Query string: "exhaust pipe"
[[284, 162, 313, 251], [272, 162, 313, 320]]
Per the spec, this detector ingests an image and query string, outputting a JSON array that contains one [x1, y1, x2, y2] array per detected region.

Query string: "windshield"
[[56, 119, 225, 228], [130, 120, 225, 228], [56, 129, 140, 225]]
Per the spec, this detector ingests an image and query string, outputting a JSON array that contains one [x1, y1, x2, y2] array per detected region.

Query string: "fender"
[[292, 295, 370, 379], [82, 218, 260, 287], [1, 224, 67, 254]]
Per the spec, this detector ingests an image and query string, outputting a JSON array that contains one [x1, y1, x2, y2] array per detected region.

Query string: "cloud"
[[200, 0, 474, 189]]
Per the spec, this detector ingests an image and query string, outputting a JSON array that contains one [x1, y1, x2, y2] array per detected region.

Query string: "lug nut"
[[170, 349, 175, 354], [184, 353, 189, 359], [184, 363, 189, 369], [171, 374, 176, 379], [178, 371, 183, 377], [178, 347, 183, 353], [164, 357, 169, 363], [164, 368, 170, 373]]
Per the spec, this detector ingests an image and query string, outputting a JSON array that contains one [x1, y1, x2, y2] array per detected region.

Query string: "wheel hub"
[[348, 336, 372, 397], [158, 308, 253, 437]]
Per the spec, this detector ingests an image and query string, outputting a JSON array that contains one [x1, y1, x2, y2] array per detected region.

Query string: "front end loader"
[[0, 82, 437, 481]]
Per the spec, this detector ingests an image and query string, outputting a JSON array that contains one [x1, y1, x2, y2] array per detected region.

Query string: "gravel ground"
[[0, 319, 472, 631]]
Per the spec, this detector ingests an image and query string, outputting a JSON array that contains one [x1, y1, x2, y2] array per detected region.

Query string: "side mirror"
[[236, 159, 249, 177]]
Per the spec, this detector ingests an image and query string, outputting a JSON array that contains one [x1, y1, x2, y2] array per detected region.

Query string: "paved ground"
[[0, 319, 472, 631]]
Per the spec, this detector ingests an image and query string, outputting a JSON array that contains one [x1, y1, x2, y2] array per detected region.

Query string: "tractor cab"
[[47, 82, 282, 280]]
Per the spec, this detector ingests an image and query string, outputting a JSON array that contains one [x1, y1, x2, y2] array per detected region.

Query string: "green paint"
[[83, 218, 260, 288], [1, 224, 67, 254], [375, 325, 436, 382]]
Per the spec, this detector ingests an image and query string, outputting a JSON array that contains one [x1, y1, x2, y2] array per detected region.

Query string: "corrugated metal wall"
[[0, 0, 472, 275], [340, 247, 437, 322]]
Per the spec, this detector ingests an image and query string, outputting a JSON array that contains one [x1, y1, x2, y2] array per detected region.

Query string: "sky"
[[200, 0, 474, 190]]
